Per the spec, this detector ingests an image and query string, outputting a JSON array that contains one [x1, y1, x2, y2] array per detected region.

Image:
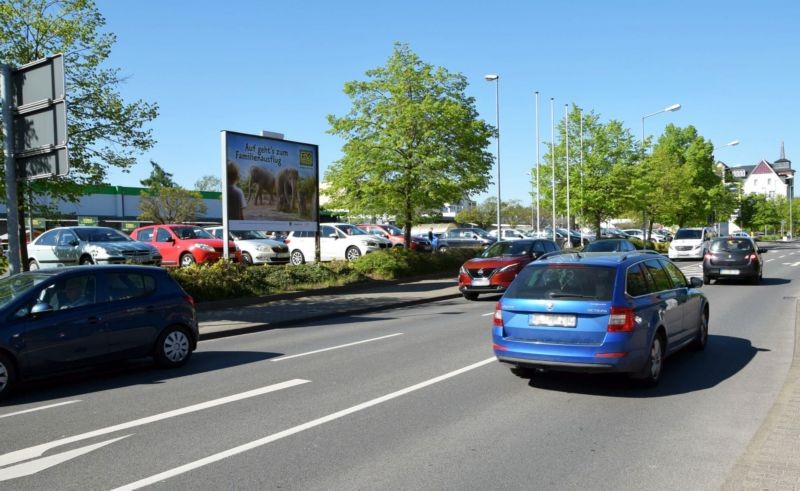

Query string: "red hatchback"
[[131, 224, 238, 267], [458, 239, 559, 300]]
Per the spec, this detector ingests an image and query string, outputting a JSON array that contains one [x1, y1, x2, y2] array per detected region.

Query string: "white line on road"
[[779, 255, 787, 258], [270, 334, 403, 362], [481, 312, 494, 317], [112, 357, 497, 491], [0, 400, 81, 420], [0, 379, 309, 469]]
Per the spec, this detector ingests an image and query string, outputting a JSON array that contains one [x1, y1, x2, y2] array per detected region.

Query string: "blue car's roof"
[[532, 251, 663, 268]]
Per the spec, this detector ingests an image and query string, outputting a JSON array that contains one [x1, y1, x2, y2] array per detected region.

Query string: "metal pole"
[[579, 108, 584, 244], [565, 104, 570, 242], [535, 91, 540, 235], [494, 78, 501, 238], [1, 63, 21, 275], [550, 97, 556, 238]]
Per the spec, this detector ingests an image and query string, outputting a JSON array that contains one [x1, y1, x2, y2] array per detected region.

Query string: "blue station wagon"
[[492, 252, 709, 386]]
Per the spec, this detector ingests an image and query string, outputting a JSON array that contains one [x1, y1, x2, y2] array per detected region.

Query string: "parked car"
[[0, 265, 198, 399], [458, 239, 559, 300], [730, 231, 751, 238], [668, 227, 717, 260], [285, 223, 391, 264], [204, 227, 289, 265], [488, 228, 528, 241], [436, 227, 496, 252], [130, 224, 238, 267], [583, 238, 637, 253], [27, 226, 162, 270], [357, 223, 433, 251], [702, 237, 765, 284], [492, 252, 708, 386]]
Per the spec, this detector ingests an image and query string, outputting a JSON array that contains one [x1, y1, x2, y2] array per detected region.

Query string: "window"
[[321, 226, 335, 237], [532, 241, 547, 254], [642, 259, 672, 292], [36, 230, 59, 246], [156, 228, 173, 243], [107, 273, 156, 301], [58, 231, 77, 246], [544, 241, 559, 252], [47, 274, 97, 310], [626, 264, 649, 297], [662, 260, 687, 288], [135, 228, 154, 242]]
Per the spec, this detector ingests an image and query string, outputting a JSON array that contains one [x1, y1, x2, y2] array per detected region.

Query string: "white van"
[[668, 227, 716, 260]]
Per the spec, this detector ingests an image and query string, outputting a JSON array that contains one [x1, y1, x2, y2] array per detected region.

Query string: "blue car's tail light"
[[607, 306, 634, 332]]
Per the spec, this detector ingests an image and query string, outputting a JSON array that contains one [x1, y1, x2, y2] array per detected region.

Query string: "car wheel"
[[290, 250, 305, 265], [631, 334, 664, 387], [154, 326, 193, 368], [345, 246, 362, 262], [438, 246, 448, 253], [749, 274, 760, 285], [703, 275, 710, 285], [690, 312, 708, 351], [179, 253, 196, 268], [463, 292, 479, 301], [0, 353, 16, 401], [242, 252, 253, 265], [79, 255, 93, 265], [28, 259, 40, 271]]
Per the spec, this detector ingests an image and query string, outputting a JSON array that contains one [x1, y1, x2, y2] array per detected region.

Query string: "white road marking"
[[270, 334, 403, 362], [0, 379, 308, 468], [112, 357, 497, 491], [767, 259, 774, 262], [481, 312, 495, 317], [779, 255, 787, 258], [0, 435, 131, 481], [0, 400, 81, 419]]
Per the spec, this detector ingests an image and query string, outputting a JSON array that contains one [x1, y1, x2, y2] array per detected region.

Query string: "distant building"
[[719, 142, 794, 199]]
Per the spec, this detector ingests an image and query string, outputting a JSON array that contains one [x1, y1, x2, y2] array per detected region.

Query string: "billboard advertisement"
[[221, 131, 319, 232]]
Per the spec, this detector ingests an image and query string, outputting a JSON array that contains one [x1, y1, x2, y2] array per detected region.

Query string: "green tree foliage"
[[194, 175, 221, 192], [140, 161, 175, 188], [539, 106, 638, 237], [454, 202, 492, 229], [138, 186, 207, 224], [326, 43, 495, 245]]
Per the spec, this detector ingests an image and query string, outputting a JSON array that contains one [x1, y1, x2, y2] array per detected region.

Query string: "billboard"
[[221, 131, 319, 232]]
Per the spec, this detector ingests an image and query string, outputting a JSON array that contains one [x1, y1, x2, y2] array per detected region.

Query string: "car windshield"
[[384, 225, 404, 235], [471, 228, 490, 238], [675, 229, 702, 240], [171, 226, 214, 239], [505, 265, 616, 301], [0, 273, 50, 308], [337, 224, 368, 235], [710, 239, 753, 253], [481, 241, 532, 257], [232, 230, 268, 240], [74, 227, 132, 242]]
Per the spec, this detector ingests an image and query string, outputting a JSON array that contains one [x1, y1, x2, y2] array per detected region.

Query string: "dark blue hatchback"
[[492, 252, 709, 386], [0, 265, 198, 399]]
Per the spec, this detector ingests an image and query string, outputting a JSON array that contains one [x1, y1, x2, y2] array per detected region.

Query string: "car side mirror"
[[31, 302, 54, 315], [689, 277, 703, 288], [759, 248, 767, 254]]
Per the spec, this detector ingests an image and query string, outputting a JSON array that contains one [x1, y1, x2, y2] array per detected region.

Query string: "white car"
[[488, 228, 528, 241], [622, 229, 664, 243], [285, 223, 392, 264], [204, 227, 289, 265], [668, 227, 716, 260]]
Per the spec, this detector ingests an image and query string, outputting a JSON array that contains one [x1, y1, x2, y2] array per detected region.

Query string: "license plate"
[[472, 278, 490, 286], [720, 269, 739, 275], [530, 314, 577, 327]]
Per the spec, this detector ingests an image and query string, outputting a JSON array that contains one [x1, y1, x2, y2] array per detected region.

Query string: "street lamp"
[[640, 102, 681, 238], [485, 74, 501, 237], [714, 139, 740, 235]]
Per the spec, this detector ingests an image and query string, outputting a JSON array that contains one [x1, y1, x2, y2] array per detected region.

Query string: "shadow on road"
[[2, 350, 282, 407], [520, 334, 768, 397]]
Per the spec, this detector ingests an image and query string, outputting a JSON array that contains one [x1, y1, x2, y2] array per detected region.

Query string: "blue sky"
[[97, 0, 800, 205]]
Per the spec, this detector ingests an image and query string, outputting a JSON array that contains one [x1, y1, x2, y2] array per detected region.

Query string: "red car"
[[130, 224, 239, 267], [458, 238, 559, 300], [357, 223, 433, 252]]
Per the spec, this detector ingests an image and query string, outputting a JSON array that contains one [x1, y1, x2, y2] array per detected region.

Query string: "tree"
[[325, 43, 495, 245], [1, 0, 158, 265], [140, 161, 175, 188], [194, 175, 221, 192], [138, 186, 207, 224]]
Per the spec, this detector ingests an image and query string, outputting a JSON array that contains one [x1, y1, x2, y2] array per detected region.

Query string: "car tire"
[[690, 312, 708, 351], [28, 259, 40, 271], [0, 353, 16, 401], [749, 274, 760, 285], [438, 246, 448, 253], [463, 292, 479, 301], [179, 253, 196, 268], [154, 326, 193, 368], [703, 275, 711, 285], [631, 334, 664, 387], [79, 255, 93, 265], [242, 252, 253, 266], [345, 246, 362, 262], [290, 250, 305, 265]]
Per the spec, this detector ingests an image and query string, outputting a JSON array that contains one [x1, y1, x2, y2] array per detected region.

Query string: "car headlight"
[[497, 263, 520, 273], [192, 243, 215, 252], [362, 241, 376, 247], [256, 245, 272, 252], [459, 265, 468, 275]]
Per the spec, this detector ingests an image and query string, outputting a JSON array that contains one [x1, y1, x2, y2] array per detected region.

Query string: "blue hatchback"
[[492, 252, 709, 386]]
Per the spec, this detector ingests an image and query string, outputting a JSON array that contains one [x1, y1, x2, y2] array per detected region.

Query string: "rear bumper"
[[703, 263, 759, 278]]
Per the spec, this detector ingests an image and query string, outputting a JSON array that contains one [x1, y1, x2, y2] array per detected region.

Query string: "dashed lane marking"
[[0, 400, 81, 420], [270, 334, 403, 362]]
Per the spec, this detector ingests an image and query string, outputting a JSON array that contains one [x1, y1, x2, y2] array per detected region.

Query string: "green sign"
[[78, 216, 98, 226], [122, 221, 139, 232], [30, 218, 46, 229]]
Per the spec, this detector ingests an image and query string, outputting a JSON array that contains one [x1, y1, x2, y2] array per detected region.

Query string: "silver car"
[[27, 226, 162, 269]]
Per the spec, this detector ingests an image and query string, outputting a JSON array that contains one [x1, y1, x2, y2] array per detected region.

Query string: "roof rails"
[[620, 250, 662, 261]]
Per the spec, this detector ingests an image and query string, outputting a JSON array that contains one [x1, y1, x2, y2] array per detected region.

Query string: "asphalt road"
[[1, 244, 799, 490]]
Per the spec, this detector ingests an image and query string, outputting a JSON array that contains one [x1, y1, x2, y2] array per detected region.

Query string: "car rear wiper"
[[547, 292, 595, 299]]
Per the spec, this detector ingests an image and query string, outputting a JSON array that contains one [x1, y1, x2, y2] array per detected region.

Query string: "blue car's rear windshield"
[[505, 265, 616, 300]]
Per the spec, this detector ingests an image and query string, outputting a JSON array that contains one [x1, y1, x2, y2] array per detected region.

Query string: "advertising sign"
[[221, 131, 318, 232], [77, 216, 98, 226]]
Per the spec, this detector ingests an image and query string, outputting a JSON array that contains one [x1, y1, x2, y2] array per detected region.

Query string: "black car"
[[702, 237, 765, 284], [0, 265, 198, 399], [436, 227, 496, 251], [583, 238, 637, 253]]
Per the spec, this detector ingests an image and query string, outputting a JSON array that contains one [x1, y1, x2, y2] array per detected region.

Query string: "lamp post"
[[565, 104, 571, 241], [640, 103, 681, 238], [485, 74, 501, 237], [535, 91, 541, 235], [550, 97, 556, 237], [714, 139, 740, 235]]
